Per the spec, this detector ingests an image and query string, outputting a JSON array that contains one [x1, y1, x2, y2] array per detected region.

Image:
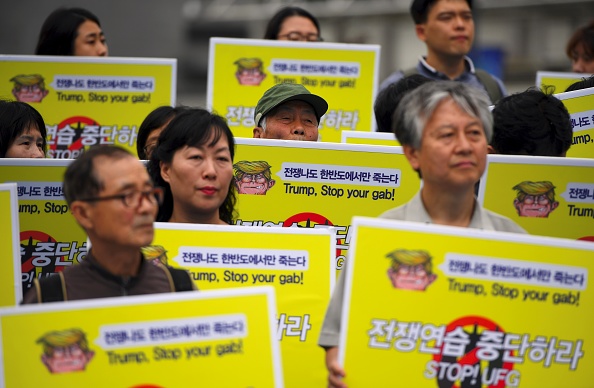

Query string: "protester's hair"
[[393, 81, 492, 149], [565, 19, 594, 62], [263, 6, 320, 39], [137, 106, 190, 159], [0, 100, 47, 157], [410, 0, 473, 24], [36, 7, 102, 55], [63, 145, 133, 205], [565, 75, 594, 92], [491, 88, 572, 157], [147, 109, 237, 224], [374, 75, 433, 133]]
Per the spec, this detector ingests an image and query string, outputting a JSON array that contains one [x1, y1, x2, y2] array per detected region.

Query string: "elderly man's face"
[[254, 100, 318, 141], [405, 98, 487, 191], [80, 156, 158, 250]]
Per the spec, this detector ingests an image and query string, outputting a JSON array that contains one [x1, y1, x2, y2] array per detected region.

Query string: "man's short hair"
[[63, 145, 134, 205], [491, 88, 572, 157], [410, 0, 473, 24], [374, 74, 433, 133], [393, 80, 492, 149]]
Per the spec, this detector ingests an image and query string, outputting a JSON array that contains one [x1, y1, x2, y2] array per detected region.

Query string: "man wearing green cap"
[[253, 83, 328, 141]]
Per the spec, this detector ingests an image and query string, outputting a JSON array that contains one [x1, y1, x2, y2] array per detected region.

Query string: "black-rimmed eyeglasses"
[[78, 187, 164, 208]]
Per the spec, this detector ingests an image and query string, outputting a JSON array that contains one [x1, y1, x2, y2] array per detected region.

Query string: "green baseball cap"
[[254, 83, 328, 127]]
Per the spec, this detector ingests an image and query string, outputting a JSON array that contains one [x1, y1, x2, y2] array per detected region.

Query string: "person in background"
[[566, 19, 594, 74], [148, 108, 237, 225], [22, 145, 195, 304], [490, 88, 573, 157], [0, 100, 46, 158], [374, 74, 433, 133], [36, 7, 108, 56], [137, 106, 189, 160], [379, 0, 506, 104], [253, 83, 328, 141], [319, 81, 525, 388], [263, 6, 323, 42]]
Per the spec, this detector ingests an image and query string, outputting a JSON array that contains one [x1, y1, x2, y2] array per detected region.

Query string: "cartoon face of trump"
[[37, 329, 95, 374], [513, 181, 559, 218], [386, 249, 436, 291], [233, 160, 276, 195]]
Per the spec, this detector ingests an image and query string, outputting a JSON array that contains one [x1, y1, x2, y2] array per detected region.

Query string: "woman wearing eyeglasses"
[[264, 6, 323, 42], [147, 108, 237, 225]]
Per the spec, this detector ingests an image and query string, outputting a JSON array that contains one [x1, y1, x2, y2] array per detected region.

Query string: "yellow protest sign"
[[341, 130, 400, 146], [207, 38, 379, 142], [150, 223, 334, 387], [554, 88, 594, 158], [479, 154, 594, 241], [233, 138, 421, 273], [0, 287, 282, 387], [0, 55, 176, 158], [0, 159, 85, 299], [340, 216, 594, 386], [0, 183, 21, 306], [536, 71, 590, 94]]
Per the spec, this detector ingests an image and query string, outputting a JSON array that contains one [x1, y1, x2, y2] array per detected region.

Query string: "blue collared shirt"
[[379, 56, 508, 103]]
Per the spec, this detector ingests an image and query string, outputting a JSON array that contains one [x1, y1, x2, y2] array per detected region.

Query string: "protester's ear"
[[70, 201, 94, 229], [403, 145, 420, 172], [487, 145, 497, 154], [160, 161, 172, 184], [253, 127, 263, 138]]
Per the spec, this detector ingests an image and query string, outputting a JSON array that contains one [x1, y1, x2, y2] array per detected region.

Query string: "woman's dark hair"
[[566, 19, 594, 62], [0, 100, 47, 157], [36, 7, 102, 55], [263, 6, 320, 40], [137, 106, 190, 159], [147, 108, 237, 224], [565, 75, 594, 92]]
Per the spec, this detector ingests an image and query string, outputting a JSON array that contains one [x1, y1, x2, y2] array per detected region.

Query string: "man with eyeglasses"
[[22, 145, 194, 304], [253, 83, 328, 141]]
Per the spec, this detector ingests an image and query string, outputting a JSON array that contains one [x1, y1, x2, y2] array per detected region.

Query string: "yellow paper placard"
[[341, 130, 401, 146], [0, 160, 85, 300], [0, 55, 176, 158], [0, 183, 21, 306], [233, 139, 421, 273], [0, 287, 282, 387], [151, 223, 334, 387], [479, 154, 594, 241], [207, 38, 379, 142], [340, 217, 594, 386], [536, 71, 591, 94], [554, 88, 594, 159]]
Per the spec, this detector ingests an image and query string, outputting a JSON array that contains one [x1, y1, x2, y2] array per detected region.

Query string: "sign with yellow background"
[[0, 287, 282, 387], [0, 183, 22, 307], [340, 217, 594, 386], [341, 130, 400, 146], [536, 70, 590, 94], [207, 38, 379, 142], [479, 154, 594, 241], [150, 223, 334, 387], [233, 138, 421, 273], [0, 160, 84, 301], [0, 55, 176, 158], [554, 88, 594, 159]]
